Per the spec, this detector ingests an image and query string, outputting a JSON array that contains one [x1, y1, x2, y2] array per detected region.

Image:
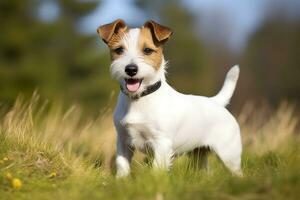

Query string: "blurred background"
[[1, 0, 299, 114]]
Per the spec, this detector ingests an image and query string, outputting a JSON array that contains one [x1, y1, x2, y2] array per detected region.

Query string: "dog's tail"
[[211, 65, 240, 107]]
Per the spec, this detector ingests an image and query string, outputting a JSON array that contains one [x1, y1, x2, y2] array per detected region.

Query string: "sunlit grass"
[[0, 94, 299, 199]]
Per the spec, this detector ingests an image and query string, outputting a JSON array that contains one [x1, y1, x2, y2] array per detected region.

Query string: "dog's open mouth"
[[125, 78, 142, 92]]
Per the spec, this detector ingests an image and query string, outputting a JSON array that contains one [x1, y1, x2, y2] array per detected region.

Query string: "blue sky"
[[78, 0, 269, 52], [39, 0, 300, 53]]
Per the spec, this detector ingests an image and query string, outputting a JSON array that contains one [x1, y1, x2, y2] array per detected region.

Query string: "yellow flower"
[[3, 157, 9, 161], [12, 178, 22, 189], [49, 172, 57, 178], [5, 172, 12, 180]]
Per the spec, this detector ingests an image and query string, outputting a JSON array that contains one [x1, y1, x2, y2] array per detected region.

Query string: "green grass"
[[0, 95, 299, 199]]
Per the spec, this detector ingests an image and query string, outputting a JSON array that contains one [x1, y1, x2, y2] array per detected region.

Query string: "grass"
[[0, 93, 299, 199]]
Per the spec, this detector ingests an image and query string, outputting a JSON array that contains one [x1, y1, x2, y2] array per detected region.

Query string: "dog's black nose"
[[125, 64, 138, 77]]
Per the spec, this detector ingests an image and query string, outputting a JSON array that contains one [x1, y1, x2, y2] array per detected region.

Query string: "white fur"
[[111, 29, 242, 178]]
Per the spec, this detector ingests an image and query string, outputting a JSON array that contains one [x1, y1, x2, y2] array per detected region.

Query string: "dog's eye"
[[143, 47, 154, 55], [114, 46, 124, 55]]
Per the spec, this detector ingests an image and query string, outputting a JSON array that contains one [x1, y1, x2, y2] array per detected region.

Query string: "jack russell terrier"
[[97, 19, 242, 177]]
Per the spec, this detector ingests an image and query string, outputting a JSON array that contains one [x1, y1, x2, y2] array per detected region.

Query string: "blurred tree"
[[162, 5, 215, 95], [3, 0, 299, 112], [135, 0, 214, 95], [0, 0, 114, 112], [242, 18, 300, 103]]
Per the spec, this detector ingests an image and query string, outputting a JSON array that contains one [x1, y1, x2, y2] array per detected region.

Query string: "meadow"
[[0, 93, 299, 200]]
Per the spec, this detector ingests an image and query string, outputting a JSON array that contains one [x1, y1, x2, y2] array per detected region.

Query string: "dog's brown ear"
[[97, 19, 127, 44], [144, 20, 173, 44]]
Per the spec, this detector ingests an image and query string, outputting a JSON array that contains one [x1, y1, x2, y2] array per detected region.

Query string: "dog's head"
[[97, 19, 172, 97]]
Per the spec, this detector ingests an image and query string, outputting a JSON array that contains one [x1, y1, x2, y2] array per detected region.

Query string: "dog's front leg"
[[115, 130, 134, 178], [152, 137, 173, 170]]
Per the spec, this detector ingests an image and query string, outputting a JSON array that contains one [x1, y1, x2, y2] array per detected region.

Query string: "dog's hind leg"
[[218, 152, 242, 176], [213, 134, 243, 176]]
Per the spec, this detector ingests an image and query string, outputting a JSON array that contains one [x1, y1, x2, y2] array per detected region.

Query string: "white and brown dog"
[[97, 19, 242, 177]]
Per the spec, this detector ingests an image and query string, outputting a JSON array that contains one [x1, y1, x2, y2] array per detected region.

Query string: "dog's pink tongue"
[[126, 80, 140, 92]]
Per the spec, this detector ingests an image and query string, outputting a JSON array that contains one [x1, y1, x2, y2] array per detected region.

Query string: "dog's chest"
[[120, 106, 160, 150]]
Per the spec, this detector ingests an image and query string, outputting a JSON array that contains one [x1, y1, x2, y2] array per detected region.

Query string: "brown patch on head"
[[97, 19, 126, 44], [97, 19, 173, 66], [106, 31, 128, 60], [138, 28, 163, 70], [143, 20, 173, 43], [139, 21, 172, 70], [97, 19, 128, 60]]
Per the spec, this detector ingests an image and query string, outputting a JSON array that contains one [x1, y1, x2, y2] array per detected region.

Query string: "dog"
[[97, 19, 242, 177]]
